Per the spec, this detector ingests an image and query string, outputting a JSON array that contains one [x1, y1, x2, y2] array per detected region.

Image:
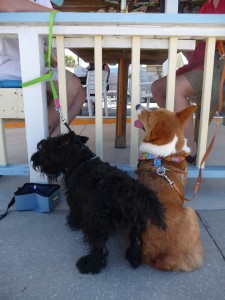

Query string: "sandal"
[[186, 154, 197, 165]]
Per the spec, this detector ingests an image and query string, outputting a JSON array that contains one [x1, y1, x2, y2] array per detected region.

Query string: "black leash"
[[0, 186, 23, 220], [64, 121, 73, 133], [0, 195, 16, 220]]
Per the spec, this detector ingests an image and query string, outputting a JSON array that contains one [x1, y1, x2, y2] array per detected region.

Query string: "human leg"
[[47, 70, 86, 136], [151, 76, 167, 108], [173, 74, 199, 156]]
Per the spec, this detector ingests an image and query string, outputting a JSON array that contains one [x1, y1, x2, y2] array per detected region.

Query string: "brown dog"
[[135, 104, 204, 272]]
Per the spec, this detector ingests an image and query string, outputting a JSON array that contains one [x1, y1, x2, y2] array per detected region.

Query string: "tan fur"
[[136, 106, 204, 272]]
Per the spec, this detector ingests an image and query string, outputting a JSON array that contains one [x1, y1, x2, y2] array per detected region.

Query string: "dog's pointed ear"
[[176, 105, 197, 126]]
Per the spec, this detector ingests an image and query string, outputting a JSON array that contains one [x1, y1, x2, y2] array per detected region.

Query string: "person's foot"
[[186, 154, 197, 165]]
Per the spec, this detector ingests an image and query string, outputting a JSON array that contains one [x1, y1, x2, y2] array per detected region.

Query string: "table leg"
[[115, 58, 129, 148]]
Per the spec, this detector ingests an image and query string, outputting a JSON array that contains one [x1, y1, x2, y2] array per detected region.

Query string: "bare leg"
[[47, 70, 86, 137], [151, 75, 198, 156], [151, 76, 167, 108], [174, 75, 197, 156]]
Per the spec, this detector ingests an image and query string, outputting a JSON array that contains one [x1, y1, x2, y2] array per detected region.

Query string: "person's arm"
[[0, 0, 53, 12]]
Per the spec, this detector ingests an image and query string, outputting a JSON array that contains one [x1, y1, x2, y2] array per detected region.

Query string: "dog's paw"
[[126, 246, 142, 269], [76, 254, 107, 274]]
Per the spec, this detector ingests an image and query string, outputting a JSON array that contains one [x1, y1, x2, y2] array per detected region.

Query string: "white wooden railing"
[[0, 12, 224, 182]]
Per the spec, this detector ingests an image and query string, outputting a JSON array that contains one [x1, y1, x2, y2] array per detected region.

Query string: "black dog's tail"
[[137, 184, 166, 230]]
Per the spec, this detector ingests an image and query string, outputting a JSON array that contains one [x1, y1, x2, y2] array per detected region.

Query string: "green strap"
[[50, 78, 58, 100], [21, 10, 58, 95], [22, 69, 53, 88], [21, 10, 70, 129], [46, 10, 57, 68]]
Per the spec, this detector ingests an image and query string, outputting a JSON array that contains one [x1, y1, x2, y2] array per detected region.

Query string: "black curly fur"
[[31, 131, 166, 274]]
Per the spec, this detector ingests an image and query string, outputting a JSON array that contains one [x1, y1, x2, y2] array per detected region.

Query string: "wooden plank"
[[188, 165, 225, 179], [115, 58, 129, 148], [1, 12, 224, 27], [62, 37, 195, 50], [6, 116, 225, 129], [4, 118, 132, 128], [0, 164, 29, 176], [1, 163, 225, 179], [71, 48, 174, 65], [114, 165, 225, 179], [0, 89, 24, 118]]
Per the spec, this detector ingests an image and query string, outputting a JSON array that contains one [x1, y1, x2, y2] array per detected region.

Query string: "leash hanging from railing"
[[193, 41, 225, 198], [21, 10, 72, 133]]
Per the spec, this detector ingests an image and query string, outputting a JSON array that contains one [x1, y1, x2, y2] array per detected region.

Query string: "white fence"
[[0, 12, 224, 182]]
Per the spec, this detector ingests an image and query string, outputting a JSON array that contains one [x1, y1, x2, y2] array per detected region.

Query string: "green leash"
[[21, 11, 56, 91], [21, 11, 72, 131]]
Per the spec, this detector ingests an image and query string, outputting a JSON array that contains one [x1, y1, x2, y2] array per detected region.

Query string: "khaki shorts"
[[182, 69, 203, 96]]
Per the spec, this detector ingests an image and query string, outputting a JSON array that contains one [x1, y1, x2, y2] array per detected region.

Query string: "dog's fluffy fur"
[[135, 104, 204, 272], [31, 131, 165, 274]]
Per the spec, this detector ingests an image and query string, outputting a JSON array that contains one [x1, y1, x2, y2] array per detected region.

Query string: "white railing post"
[[94, 35, 104, 159], [166, 36, 178, 111], [120, 0, 126, 12], [165, 0, 179, 13], [130, 36, 141, 167], [196, 37, 216, 168], [0, 119, 8, 165], [56, 35, 68, 134], [18, 27, 48, 183]]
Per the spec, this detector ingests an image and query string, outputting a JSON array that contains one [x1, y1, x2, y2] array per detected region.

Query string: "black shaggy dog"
[[31, 131, 165, 274]]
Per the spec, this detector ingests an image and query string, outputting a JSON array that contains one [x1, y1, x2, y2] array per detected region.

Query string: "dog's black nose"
[[136, 104, 142, 110]]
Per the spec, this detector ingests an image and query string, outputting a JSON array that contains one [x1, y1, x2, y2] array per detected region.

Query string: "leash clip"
[[157, 167, 174, 187], [57, 107, 67, 124]]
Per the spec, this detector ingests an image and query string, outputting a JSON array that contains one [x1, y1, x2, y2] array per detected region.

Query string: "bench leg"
[[0, 119, 8, 165]]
